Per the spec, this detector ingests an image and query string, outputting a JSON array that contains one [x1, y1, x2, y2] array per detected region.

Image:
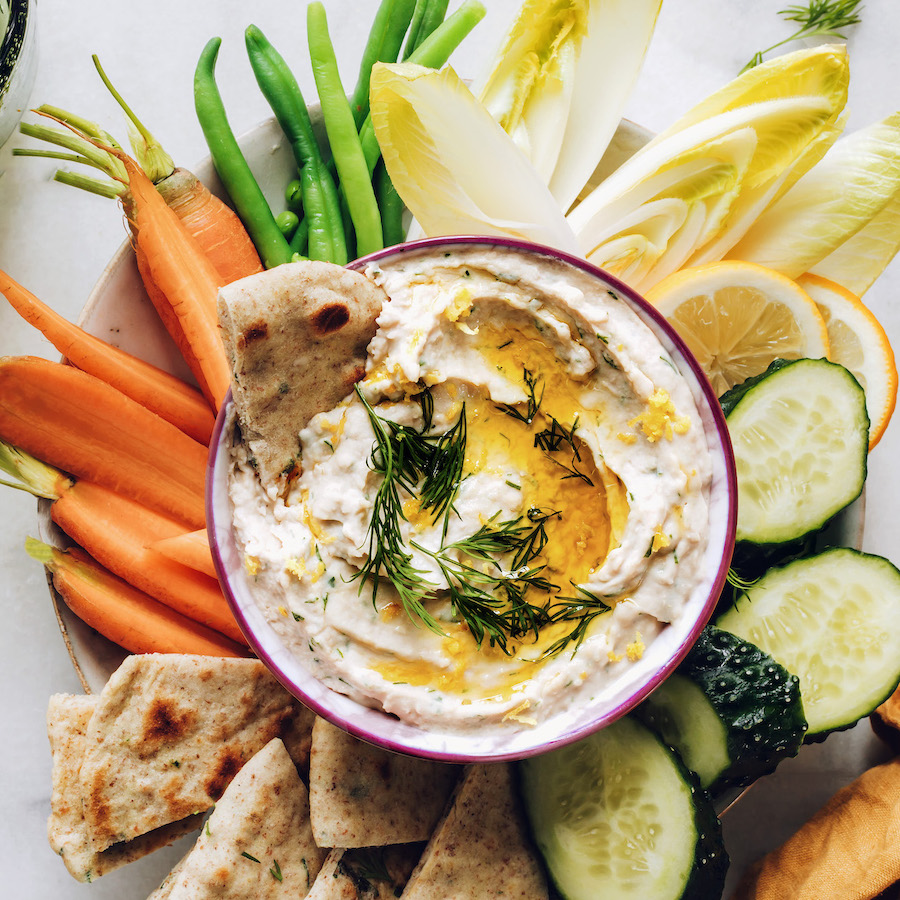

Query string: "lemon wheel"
[[645, 261, 830, 396], [796, 273, 897, 449]]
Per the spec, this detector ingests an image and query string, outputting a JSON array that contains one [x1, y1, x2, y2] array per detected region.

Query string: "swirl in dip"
[[229, 245, 713, 734]]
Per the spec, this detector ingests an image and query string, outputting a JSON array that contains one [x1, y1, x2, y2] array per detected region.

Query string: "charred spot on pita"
[[238, 322, 269, 348], [311, 303, 350, 334], [141, 699, 196, 752], [205, 748, 244, 800]]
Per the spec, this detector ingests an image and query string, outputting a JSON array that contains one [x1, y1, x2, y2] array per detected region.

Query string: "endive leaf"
[[476, 0, 662, 213], [567, 45, 849, 291], [369, 62, 578, 251], [808, 190, 900, 296], [730, 112, 900, 279]]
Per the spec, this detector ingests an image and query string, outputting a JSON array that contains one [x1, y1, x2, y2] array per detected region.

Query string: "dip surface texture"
[[229, 247, 713, 734]]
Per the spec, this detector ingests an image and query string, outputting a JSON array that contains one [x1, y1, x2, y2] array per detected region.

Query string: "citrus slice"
[[796, 273, 898, 449], [644, 260, 830, 396]]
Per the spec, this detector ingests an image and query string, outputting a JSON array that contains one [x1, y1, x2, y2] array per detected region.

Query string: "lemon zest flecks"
[[244, 555, 261, 576], [285, 557, 307, 580], [652, 526, 671, 552], [627, 632, 645, 662], [607, 649, 624, 662], [617, 431, 638, 444], [629, 388, 691, 442], [502, 699, 537, 726], [277, 605, 289, 617]]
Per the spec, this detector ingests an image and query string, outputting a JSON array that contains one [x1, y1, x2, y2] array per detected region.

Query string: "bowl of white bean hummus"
[[208, 237, 736, 761]]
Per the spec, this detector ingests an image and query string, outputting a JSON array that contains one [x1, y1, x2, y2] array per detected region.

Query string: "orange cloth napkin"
[[732, 756, 900, 900]]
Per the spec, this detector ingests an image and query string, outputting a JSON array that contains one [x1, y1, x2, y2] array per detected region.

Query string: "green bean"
[[349, 0, 418, 128], [307, 2, 384, 258], [290, 216, 310, 257], [244, 24, 346, 264], [194, 38, 292, 269], [359, 0, 486, 175], [375, 160, 405, 247], [402, 0, 450, 60]]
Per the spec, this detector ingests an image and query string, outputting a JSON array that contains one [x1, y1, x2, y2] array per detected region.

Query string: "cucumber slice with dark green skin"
[[719, 357, 868, 546], [635, 626, 807, 793], [519, 716, 728, 900], [717, 548, 900, 740]]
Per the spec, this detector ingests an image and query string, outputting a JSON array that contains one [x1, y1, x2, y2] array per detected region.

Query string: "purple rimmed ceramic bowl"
[[207, 236, 736, 763]]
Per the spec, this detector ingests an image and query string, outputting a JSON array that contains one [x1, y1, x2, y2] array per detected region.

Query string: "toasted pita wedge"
[[47, 693, 203, 883], [307, 845, 424, 899], [401, 763, 549, 899], [217, 261, 386, 484], [149, 738, 326, 899], [79, 654, 296, 851], [309, 718, 459, 848]]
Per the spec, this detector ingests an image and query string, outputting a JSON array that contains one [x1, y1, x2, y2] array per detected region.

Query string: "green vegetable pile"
[[192, 0, 485, 268]]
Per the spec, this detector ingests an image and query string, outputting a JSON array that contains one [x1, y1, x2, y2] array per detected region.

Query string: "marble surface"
[[2, 1, 899, 896]]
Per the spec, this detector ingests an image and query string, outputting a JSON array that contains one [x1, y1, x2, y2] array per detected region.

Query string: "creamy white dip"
[[229, 246, 712, 733]]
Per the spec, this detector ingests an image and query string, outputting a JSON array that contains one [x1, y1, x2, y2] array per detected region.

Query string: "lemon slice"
[[797, 273, 898, 449], [645, 260, 830, 395]]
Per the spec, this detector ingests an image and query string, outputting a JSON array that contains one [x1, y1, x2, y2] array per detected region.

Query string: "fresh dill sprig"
[[543, 585, 614, 658], [353, 386, 445, 634], [742, 0, 863, 72], [412, 511, 559, 651], [534, 416, 594, 486], [497, 367, 544, 424]]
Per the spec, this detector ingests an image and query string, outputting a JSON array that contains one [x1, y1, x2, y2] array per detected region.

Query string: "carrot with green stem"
[[123, 153, 232, 410], [16, 54, 264, 284], [0, 356, 208, 528], [27, 539, 247, 657], [0, 442, 243, 643], [0, 269, 215, 445]]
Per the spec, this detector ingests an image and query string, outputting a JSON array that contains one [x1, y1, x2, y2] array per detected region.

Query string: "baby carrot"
[[0, 356, 208, 528], [0, 442, 242, 643], [151, 529, 218, 581], [28, 539, 246, 657], [0, 269, 215, 445], [124, 155, 232, 410], [154, 167, 264, 283]]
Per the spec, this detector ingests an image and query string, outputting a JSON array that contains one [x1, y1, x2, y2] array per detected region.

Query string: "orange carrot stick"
[[0, 269, 215, 445], [132, 241, 214, 404], [124, 155, 232, 410], [155, 168, 264, 284], [151, 528, 218, 580], [28, 538, 246, 657], [50, 480, 244, 644], [0, 356, 208, 528]]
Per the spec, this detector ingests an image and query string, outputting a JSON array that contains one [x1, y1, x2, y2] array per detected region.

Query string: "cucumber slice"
[[636, 627, 806, 792], [720, 357, 868, 545], [519, 717, 728, 900], [717, 548, 900, 739]]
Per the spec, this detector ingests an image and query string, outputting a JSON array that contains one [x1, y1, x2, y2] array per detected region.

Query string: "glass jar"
[[0, 0, 37, 148]]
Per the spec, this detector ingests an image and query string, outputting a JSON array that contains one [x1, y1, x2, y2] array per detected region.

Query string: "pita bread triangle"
[[307, 845, 423, 899], [79, 654, 298, 852], [217, 260, 386, 485], [46, 693, 203, 883], [401, 763, 549, 899], [148, 738, 326, 899], [308, 717, 459, 848]]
